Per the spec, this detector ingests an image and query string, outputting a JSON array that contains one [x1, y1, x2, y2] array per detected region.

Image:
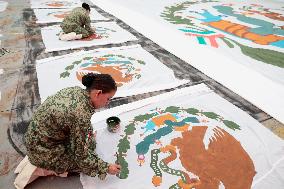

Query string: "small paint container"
[[106, 116, 121, 133]]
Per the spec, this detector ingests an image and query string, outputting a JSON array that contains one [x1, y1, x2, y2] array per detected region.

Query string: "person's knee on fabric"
[[60, 3, 94, 40], [15, 73, 121, 189]]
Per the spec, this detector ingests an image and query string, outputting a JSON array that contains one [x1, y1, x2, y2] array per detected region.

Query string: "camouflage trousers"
[[25, 122, 80, 174], [26, 149, 80, 174], [61, 23, 92, 38]]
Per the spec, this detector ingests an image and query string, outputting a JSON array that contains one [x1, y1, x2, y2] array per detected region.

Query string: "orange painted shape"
[[208, 20, 284, 45], [171, 126, 255, 189], [177, 179, 200, 189], [151, 114, 176, 127], [46, 3, 64, 7], [152, 176, 162, 187], [208, 20, 235, 31], [53, 12, 69, 18], [234, 29, 249, 38], [76, 64, 133, 87], [160, 145, 176, 153], [226, 25, 247, 33], [174, 124, 189, 132]]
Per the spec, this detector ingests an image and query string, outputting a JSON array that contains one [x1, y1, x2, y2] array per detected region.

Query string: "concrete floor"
[[0, 0, 283, 189]]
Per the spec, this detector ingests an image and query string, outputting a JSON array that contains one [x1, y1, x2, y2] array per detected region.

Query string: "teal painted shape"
[[271, 40, 284, 48], [103, 60, 132, 64], [213, 5, 284, 36], [179, 28, 215, 34], [136, 126, 173, 155], [183, 117, 199, 123], [164, 117, 200, 127], [197, 36, 207, 45], [80, 62, 93, 67], [164, 120, 185, 127]]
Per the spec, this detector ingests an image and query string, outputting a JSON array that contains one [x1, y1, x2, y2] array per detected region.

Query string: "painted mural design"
[[47, 10, 70, 18], [161, 0, 284, 68], [44, 1, 73, 8], [60, 54, 145, 87], [57, 26, 116, 41], [116, 106, 256, 189]]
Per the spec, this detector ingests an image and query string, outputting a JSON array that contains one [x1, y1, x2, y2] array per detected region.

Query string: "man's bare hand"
[[108, 164, 121, 175]]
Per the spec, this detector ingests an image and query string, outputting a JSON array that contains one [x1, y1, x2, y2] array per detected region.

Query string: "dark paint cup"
[[106, 116, 121, 133]]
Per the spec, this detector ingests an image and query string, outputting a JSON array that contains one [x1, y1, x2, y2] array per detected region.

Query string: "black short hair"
[[82, 73, 117, 93], [82, 3, 91, 12]]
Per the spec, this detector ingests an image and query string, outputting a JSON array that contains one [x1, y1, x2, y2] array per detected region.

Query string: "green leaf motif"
[[116, 155, 129, 179], [164, 106, 180, 113], [184, 108, 199, 115], [72, 60, 82, 65], [133, 113, 158, 122], [223, 120, 241, 130], [231, 39, 284, 68], [65, 65, 74, 70], [128, 57, 135, 60], [124, 123, 136, 135], [60, 71, 70, 78], [202, 112, 219, 120], [102, 54, 115, 57], [83, 57, 93, 60], [137, 60, 145, 65], [135, 74, 141, 79], [117, 136, 130, 153]]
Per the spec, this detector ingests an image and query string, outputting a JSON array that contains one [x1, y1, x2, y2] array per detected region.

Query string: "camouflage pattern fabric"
[[60, 7, 93, 38], [25, 87, 109, 179]]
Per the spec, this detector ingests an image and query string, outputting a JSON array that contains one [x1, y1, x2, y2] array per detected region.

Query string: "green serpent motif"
[[150, 148, 188, 189], [150, 149, 162, 177]]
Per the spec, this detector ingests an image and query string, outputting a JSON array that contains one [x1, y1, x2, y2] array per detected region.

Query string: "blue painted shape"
[[198, 10, 222, 22], [172, 113, 179, 119], [271, 40, 284, 48], [142, 120, 156, 134]]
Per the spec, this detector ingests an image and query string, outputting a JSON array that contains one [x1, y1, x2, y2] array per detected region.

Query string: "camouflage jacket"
[[61, 7, 93, 34], [25, 87, 109, 179]]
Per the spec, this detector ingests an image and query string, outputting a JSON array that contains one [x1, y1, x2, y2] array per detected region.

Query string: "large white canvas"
[[41, 22, 137, 52], [80, 84, 284, 189], [31, 0, 82, 9], [90, 0, 284, 123], [0, 1, 7, 12], [36, 45, 188, 101], [34, 8, 108, 24]]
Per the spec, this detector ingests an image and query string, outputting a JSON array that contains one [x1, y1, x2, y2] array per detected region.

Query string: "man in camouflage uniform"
[[14, 78, 120, 188], [60, 3, 94, 40], [24, 86, 109, 177]]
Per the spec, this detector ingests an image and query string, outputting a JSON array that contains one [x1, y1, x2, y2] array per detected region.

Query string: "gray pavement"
[[0, 0, 283, 189]]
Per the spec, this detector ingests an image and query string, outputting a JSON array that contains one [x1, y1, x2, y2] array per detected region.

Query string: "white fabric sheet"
[[34, 8, 108, 24], [90, 0, 284, 124], [41, 21, 137, 52], [36, 45, 189, 101], [80, 83, 284, 189], [0, 1, 7, 12], [30, 0, 82, 9]]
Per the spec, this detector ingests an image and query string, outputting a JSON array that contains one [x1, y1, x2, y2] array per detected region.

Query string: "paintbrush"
[[115, 152, 122, 179]]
